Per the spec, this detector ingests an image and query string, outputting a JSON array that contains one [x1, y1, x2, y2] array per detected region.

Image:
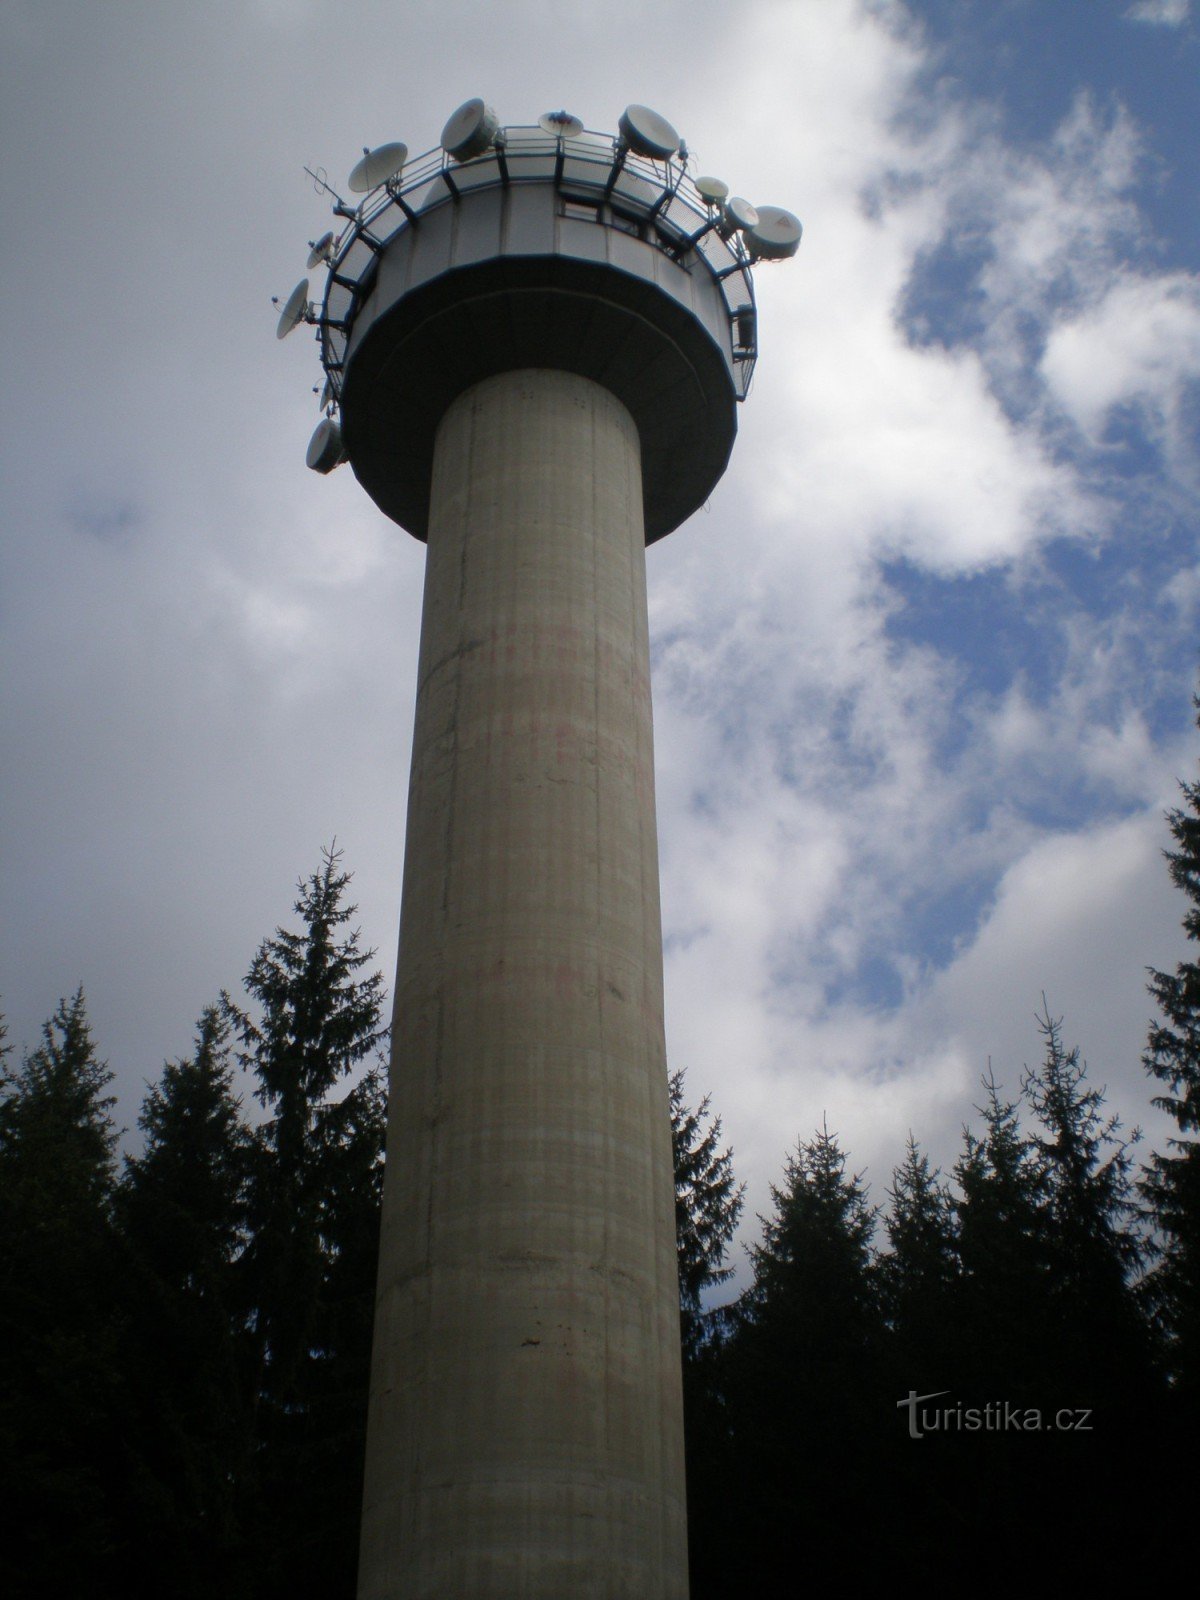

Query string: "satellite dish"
[[618, 104, 679, 160], [746, 205, 803, 260], [539, 109, 584, 139], [442, 99, 499, 161], [275, 278, 310, 340], [348, 141, 408, 193], [306, 231, 336, 269], [306, 417, 346, 474], [694, 175, 729, 205], [722, 196, 759, 233]]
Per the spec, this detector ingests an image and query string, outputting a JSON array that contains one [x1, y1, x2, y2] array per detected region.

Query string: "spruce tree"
[[0, 989, 125, 1592], [122, 1006, 249, 1295], [1141, 694, 1200, 1396], [944, 1071, 1054, 1563], [667, 1070, 744, 1598], [0, 987, 117, 1205], [116, 1006, 254, 1595], [953, 1067, 1052, 1393], [668, 1067, 744, 1358], [742, 1122, 878, 1339], [881, 1134, 959, 1384], [296, 1057, 387, 1590], [948, 1048, 1158, 1584], [221, 846, 387, 1599], [721, 1124, 888, 1588], [1021, 1000, 1149, 1381], [1019, 1001, 1164, 1574]]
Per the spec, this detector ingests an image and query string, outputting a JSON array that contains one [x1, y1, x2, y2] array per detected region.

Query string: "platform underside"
[[339, 253, 738, 543]]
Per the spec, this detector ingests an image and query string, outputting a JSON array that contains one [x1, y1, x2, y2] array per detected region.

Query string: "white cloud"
[[648, 23, 1198, 1244], [675, 781, 1189, 1290], [953, 96, 1148, 404], [1041, 271, 1200, 474], [1124, 0, 1190, 25]]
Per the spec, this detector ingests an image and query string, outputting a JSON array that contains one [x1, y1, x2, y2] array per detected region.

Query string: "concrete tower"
[[279, 100, 799, 1600]]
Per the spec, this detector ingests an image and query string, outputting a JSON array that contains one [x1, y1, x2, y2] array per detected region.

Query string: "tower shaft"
[[358, 369, 687, 1598]]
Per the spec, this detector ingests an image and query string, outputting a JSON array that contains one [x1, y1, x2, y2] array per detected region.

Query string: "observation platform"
[[292, 111, 778, 542]]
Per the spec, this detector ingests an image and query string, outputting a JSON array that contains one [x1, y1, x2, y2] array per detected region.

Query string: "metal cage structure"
[[313, 123, 762, 408], [280, 105, 800, 542]]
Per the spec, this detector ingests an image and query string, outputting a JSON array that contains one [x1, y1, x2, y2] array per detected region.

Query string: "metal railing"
[[309, 123, 759, 409]]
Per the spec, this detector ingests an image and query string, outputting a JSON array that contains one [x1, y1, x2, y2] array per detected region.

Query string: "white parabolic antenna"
[[618, 104, 679, 160], [349, 142, 408, 194], [306, 416, 345, 473], [442, 99, 499, 161], [539, 109, 584, 139], [747, 205, 803, 260], [307, 231, 336, 269], [723, 196, 759, 233], [694, 175, 729, 205], [275, 277, 310, 340]]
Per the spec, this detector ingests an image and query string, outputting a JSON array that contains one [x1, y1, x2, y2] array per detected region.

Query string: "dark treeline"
[[675, 698, 1200, 1590], [0, 848, 386, 1599], [676, 1026, 1181, 1591], [2, 698, 1199, 1594]]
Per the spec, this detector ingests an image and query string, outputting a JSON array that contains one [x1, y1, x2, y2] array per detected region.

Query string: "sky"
[[2, 0, 1198, 1281]]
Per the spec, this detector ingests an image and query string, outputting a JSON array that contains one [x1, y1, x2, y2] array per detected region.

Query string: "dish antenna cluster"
[[275, 100, 801, 500], [275, 101, 800, 1599]]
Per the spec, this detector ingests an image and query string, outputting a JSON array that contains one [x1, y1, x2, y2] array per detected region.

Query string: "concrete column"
[[358, 368, 688, 1599]]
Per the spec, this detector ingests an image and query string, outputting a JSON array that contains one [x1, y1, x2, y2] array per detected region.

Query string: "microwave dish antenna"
[[442, 99, 499, 161], [746, 205, 803, 260], [694, 175, 729, 205], [538, 109, 584, 139], [307, 230, 336, 269], [349, 142, 408, 194], [618, 103, 679, 160], [274, 277, 310, 339], [720, 196, 759, 237], [306, 416, 345, 473]]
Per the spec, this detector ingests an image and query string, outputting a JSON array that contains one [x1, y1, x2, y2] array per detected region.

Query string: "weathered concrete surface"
[[358, 368, 688, 1599]]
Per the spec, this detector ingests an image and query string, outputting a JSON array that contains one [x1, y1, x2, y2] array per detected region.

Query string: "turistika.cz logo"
[[897, 1390, 1093, 1440]]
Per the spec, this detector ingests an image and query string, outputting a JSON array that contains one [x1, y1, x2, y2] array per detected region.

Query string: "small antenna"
[[539, 110, 583, 139], [304, 165, 347, 207], [307, 231, 336, 269]]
